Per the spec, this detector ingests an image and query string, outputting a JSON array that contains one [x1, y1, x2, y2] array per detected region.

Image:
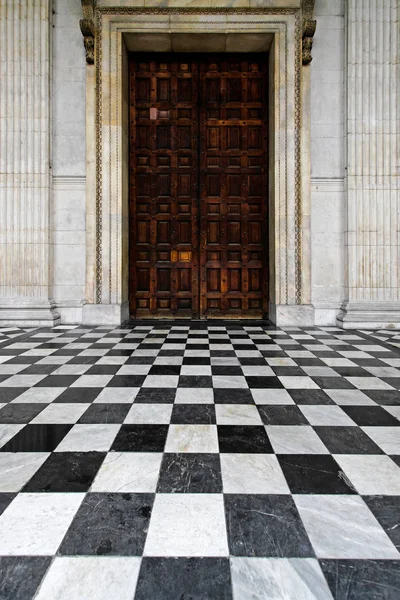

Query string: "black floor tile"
[[278, 454, 357, 494], [54, 388, 102, 403], [218, 426, 273, 453], [314, 426, 384, 454], [0, 388, 28, 403], [224, 494, 314, 557], [320, 559, 400, 600], [58, 492, 154, 556], [0, 557, 52, 600], [245, 376, 283, 389], [171, 404, 216, 424], [257, 405, 308, 425], [35, 375, 79, 387], [111, 425, 169, 452], [363, 496, 400, 551], [22, 452, 106, 492], [0, 424, 72, 452], [288, 389, 335, 405], [85, 365, 121, 375], [0, 493, 15, 516], [364, 390, 400, 405], [148, 365, 181, 376], [135, 557, 232, 600], [179, 376, 213, 388], [157, 453, 222, 493], [311, 377, 356, 389], [78, 404, 131, 424], [107, 375, 146, 387], [134, 389, 176, 404], [341, 406, 400, 426], [214, 389, 254, 404], [0, 403, 45, 423]]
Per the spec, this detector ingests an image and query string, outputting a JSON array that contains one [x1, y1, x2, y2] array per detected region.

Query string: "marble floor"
[[0, 322, 399, 599]]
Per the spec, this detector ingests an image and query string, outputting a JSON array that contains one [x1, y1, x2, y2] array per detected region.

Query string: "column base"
[[337, 302, 400, 330], [82, 302, 130, 326], [269, 303, 315, 327], [0, 300, 60, 327]]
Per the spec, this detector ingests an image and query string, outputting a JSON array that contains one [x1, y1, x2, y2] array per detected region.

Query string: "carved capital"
[[80, 0, 96, 65], [301, 0, 316, 65]]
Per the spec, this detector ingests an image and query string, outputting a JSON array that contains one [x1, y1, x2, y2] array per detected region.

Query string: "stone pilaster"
[[338, 0, 400, 328], [0, 0, 59, 325]]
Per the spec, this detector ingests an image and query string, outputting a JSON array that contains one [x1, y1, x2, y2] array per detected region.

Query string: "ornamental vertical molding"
[[0, 0, 59, 325], [338, 0, 400, 328]]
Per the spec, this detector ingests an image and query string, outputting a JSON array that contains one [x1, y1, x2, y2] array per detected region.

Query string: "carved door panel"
[[199, 56, 268, 318], [129, 56, 199, 318], [130, 54, 268, 319]]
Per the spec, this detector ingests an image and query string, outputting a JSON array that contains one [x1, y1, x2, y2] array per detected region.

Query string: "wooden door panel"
[[199, 55, 268, 318], [130, 56, 199, 318]]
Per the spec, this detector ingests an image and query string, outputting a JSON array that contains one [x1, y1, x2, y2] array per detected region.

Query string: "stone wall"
[[52, 0, 87, 323], [310, 0, 345, 325]]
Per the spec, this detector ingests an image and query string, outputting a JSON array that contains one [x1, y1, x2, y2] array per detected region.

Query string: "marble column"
[[0, 0, 59, 325], [338, 0, 400, 328]]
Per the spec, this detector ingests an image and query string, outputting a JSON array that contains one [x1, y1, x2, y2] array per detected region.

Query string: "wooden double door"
[[129, 53, 268, 318]]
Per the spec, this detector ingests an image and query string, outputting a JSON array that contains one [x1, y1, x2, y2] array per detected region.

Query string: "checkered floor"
[[0, 327, 35, 342], [0, 322, 399, 599]]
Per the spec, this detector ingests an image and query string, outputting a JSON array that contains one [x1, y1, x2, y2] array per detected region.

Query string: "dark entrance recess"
[[129, 53, 268, 318]]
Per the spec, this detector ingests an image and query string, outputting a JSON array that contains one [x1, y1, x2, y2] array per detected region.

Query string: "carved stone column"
[[0, 0, 59, 325], [338, 0, 400, 328]]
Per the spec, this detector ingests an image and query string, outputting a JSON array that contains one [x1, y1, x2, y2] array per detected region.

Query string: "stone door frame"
[[82, 5, 313, 326]]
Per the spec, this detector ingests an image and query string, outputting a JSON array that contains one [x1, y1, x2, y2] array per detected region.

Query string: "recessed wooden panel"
[[130, 53, 268, 319]]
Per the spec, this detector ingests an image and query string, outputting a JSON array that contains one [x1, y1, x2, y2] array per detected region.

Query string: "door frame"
[[82, 6, 314, 327]]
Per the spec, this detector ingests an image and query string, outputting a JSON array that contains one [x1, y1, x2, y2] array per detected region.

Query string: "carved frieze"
[[301, 0, 316, 65], [80, 0, 96, 64]]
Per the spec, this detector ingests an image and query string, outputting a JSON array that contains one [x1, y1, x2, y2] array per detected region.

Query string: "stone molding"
[[301, 0, 316, 65], [83, 5, 311, 325], [53, 176, 86, 191], [80, 0, 96, 64]]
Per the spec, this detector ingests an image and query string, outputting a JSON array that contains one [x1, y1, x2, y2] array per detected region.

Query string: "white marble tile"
[[180, 365, 212, 376], [266, 426, 329, 454], [11, 387, 65, 403], [334, 454, 400, 495], [212, 376, 247, 388], [320, 358, 357, 367], [230, 557, 334, 600], [0, 493, 84, 555], [35, 556, 141, 600], [143, 375, 179, 388], [221, 454, 289, 494], [93, 388, 139, 403], [278, 377, 319, 390], [251, 389, 295, 405], [153, 356, 183, 365], [124, 404, 173, 424], [175, 388, 214, 404], [165, 425, 219, 453], [266, 358, 297, 366], [52, 364, 92, 375], [384, 406, 400, 420], [0, 375, 47, 387], [324, 389, 376, 405], [345, 378, 395, 390], [31, 403, 90, 424], [144, 494, 228, 557], [0, 424, 24, 448], [299, 405, 356, 426], [294, 495, 399, 559], [91, 452, 162, 493], [0, 357, 14, 364], [55, 424, 120, 452], [240, 366, 275, 376], [235, 351, 262, 358], [117, 365, 152, 375], [361, 427, 400, 455], [354, 345, 387, 352], [215, 404, 262, 425], [0, 364, 28, 375], [96, 356, 128, 365], [301, 367, 340, 378], [70, 375, 114, 387], [364, 366, 400, 378], [0, 453, 49, 492]]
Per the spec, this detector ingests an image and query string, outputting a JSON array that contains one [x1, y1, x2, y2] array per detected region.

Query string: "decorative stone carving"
[[301, 0, 316, 65], [80, 0, 96, 64]]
